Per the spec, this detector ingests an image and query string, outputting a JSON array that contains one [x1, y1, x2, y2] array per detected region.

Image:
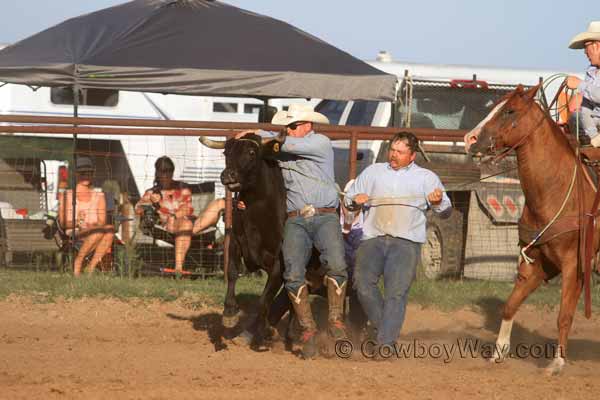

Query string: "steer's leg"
[[223, 239, 241, 330], [547, 253, 581, 376], [252, 255, 283, 349], [491, 253, 545, 363]]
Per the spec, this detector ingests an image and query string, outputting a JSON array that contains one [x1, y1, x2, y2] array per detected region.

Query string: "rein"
[[479, 97, 581, 264], [486, 114, 545, 165]]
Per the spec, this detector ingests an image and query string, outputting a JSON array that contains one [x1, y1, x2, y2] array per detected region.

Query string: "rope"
[[519, 130, 580, 264]]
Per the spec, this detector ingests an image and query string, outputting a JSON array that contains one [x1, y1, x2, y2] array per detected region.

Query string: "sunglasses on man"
[[286, 121, 309, 130], [76, 170, 94, 177]]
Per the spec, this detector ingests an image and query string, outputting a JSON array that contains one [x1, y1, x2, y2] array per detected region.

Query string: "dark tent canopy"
[[0, 0, 396, 101]]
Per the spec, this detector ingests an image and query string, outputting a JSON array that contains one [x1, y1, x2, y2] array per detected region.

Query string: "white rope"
[[280, 163, 445, 216], [520, 161, 578, 264]]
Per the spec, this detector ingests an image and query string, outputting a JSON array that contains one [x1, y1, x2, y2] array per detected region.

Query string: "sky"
[[0, 0, 596, 72]]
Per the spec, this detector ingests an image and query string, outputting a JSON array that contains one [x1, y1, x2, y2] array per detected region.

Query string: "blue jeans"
[[354, 236, 420, 345], [569, 104, 600, 139], [282, 213, 348, 295]]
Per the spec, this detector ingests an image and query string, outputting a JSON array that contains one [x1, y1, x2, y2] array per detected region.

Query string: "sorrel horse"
[[464, 84, 599, 375]]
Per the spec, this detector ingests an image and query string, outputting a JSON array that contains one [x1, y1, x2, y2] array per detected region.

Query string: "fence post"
[[349, 131, 358, 180]]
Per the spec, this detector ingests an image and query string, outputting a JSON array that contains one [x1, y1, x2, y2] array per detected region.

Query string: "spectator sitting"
[[135, 156, 193, 274], [135, 156, 225, 275], [58, 156, 114, 277]]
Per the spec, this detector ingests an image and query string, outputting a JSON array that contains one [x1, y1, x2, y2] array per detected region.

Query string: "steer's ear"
[[261, 140, 282, 159]]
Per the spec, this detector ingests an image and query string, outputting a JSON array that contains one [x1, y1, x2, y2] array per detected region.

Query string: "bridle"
[[482, 104, 546, 165]]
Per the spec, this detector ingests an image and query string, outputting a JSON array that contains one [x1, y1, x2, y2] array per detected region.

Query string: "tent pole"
[[70, 84, 79, 275], [261, 98, 268, 123]]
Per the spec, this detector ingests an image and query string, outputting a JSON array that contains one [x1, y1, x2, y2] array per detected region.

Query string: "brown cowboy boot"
[[288, 285, 318, 359], [326, 276, 349, 340]]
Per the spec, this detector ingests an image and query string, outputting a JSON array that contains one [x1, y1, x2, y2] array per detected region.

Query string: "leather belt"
[[287, 207, 337, 219]]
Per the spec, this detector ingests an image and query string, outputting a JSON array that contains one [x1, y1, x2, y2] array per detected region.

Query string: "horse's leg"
[[546, 258, 582, 376], [491, 255, 545, 362], [252, 257, 283, 348], [223, 240, 241, 329]]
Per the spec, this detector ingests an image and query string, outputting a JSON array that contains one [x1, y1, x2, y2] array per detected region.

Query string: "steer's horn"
[[260, 127, 287, 145], [198, 136, 226, 149]]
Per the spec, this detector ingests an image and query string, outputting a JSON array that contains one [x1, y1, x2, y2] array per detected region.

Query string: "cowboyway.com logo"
[[334, 338, 564, 363]]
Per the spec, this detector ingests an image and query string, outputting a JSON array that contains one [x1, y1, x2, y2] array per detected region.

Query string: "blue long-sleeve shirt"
[[260, 130, 339, 213], [344, 162, 452, 243], [577, 65, 600, 119]]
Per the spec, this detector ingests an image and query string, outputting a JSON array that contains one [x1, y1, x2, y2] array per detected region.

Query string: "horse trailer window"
[[243, 104, 261, 114], [50, 87, 119, 107], [213, 102, 238, 113], [398, 86, 511, 130], [346, 100, 378, 126], [315, 100, 348, 125]]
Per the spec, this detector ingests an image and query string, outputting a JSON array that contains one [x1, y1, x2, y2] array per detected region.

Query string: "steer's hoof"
[[230, 330, 254, 347], [222, 313, 240, 329]]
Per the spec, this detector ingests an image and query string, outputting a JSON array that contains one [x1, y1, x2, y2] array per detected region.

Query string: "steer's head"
[[199, 130, 286, 192]]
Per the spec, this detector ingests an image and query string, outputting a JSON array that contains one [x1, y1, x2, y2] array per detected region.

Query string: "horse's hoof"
[[488, 343, 509, 364], [222, 313, 240, 329], [545, 357, 565, 376], [488, 352, 507, 364]]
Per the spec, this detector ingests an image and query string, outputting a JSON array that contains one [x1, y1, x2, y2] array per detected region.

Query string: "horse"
[[464, 84, 599, 375]]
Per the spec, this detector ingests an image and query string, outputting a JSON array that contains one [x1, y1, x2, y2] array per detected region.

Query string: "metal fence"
[[0, 114, 524, 281]]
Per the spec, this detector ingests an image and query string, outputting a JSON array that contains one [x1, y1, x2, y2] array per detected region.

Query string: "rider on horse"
[[566, 21, 600, 147]]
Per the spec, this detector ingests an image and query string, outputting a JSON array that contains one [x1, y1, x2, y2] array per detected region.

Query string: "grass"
[[0, 269, 264, 308], [410, 278, 549, 312], [1, 268, 600, 312]]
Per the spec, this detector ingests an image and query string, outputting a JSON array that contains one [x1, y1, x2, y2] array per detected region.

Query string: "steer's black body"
[[219, 134, 288, 345]]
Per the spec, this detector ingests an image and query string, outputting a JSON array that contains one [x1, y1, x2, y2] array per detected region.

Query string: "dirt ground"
[[2, 295, 600, 400]]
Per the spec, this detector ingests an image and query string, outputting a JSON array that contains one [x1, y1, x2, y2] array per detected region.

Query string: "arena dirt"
[[1, 295, 599, 399]]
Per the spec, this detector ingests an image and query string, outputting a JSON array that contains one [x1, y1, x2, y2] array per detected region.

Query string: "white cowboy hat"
[[271, 103, 329, 126], [569, 21, 600, 49]]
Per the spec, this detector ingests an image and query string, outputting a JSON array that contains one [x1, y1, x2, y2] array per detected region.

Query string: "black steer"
[[200, 132, 289, 346]]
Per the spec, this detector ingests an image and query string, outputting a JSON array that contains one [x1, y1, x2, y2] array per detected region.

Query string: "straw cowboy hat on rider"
[[566, 21, 600, 147], [568, 21, 600, 49]]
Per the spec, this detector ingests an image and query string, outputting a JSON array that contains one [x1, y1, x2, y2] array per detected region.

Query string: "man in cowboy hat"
[[566, 21, 600, 147], [238, 103, 348, 359]]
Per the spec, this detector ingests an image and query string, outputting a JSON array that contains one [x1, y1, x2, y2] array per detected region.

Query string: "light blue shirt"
[[578, 65, 600, 119], [260, 130, 339, 213], [345, 162, 452, 243]]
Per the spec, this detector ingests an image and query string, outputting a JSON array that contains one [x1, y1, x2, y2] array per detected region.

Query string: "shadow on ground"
[[403, 296, 600, 367], [166, 294, 600, 365], [166, 294, 335, 354]]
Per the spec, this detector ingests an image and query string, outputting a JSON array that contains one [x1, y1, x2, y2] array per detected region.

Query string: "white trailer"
[[0, 83, 313, 207]]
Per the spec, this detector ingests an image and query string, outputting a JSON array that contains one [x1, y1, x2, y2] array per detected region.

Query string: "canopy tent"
[[0, 0, 396, 101]]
